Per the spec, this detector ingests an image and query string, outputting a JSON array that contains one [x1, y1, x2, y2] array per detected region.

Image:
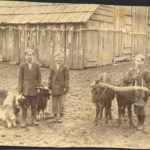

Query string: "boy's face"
[[25, 52, 33, 63], [135, 58, 144, 68], [55, 56, 63, 65]]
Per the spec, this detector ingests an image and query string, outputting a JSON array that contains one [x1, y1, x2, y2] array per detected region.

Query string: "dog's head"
[[98, 73, 112, 83], [13, 94, 25, 109], [37, 86, 51, 99]]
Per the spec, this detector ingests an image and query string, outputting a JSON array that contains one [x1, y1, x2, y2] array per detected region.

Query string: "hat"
[[54, 51, 64, 58], [134, 54, 145, 61], [24, 48, 35, 55]]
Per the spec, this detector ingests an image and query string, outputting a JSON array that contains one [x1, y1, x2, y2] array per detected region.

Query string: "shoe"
[[57, 116, 64, 123], [31, 120, 39, 126], [137, 125, 144, 130], [25, 120, 32, 126], [52, 116, 58, 123], [20, 121, 26, 128]]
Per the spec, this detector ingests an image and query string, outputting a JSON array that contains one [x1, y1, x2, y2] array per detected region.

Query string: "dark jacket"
[[48, 64, 69, 96], [123, 67, 150, 106], [18, 62, 42, 96], [123, 67, 150, 88]]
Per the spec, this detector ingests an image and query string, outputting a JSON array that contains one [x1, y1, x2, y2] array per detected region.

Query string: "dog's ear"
[[95, 80, 99, 84]]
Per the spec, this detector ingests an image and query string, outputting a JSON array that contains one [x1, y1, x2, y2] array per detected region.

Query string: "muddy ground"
[[0, 61, 150, 148]]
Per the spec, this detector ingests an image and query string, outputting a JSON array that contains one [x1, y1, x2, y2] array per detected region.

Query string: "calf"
[[98, 73, 114, 120], [96, 82, 150, 128], [36, 86, 51, 120], [91, 80, 115, 125]]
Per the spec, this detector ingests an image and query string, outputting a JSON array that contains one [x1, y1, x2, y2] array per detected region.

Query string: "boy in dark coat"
[[18, 49, 42, 127], [48, 52, 69, 123], [123, 54, 150, 130]]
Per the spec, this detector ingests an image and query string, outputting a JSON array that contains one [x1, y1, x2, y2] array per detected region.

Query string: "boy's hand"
[[63, 87, 69, 93], [18, 91, 23, 95]]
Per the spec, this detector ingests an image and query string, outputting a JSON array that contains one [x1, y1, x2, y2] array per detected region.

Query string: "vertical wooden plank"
[[0, 28, 3, 56], [19, 25, 25, 63], [66, 24, 74, 69], [77, 25, 84, 69], [45, 25, 52, 67], [72, 27, 78, 69]]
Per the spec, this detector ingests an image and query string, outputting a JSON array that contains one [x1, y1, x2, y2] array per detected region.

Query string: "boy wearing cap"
[[123, 54, 150, 130], [18, 49, 42, 127], [48, 52, 69, 123]]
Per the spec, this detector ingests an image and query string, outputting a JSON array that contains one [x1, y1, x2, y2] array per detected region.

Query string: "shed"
[[0, 1, 149, 69]]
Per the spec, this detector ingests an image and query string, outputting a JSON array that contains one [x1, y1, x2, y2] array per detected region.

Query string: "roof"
[[0, 1, 99, 24]]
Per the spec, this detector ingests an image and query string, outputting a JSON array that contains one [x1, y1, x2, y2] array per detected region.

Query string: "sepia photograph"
[[0, 0, 150, 149]]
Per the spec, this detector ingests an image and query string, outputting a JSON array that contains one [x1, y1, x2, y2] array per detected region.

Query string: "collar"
[[26, 61, 33, 64]]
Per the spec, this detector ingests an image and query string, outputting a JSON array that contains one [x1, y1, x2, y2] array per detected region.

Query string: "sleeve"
[[48, 66, 54, 90], [37, 64, 42, 87], [18, 64, 24, 92], [143, 70, 150, 88], [123, 68, 134, 85], [64, 66, 69, 89]]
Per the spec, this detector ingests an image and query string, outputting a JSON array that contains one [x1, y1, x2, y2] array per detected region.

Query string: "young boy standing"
[[48, 52, 69, 123], [18, 49, 42, 127], [123, 54, 150, 130]]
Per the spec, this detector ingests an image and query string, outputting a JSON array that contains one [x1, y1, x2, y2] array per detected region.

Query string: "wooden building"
[[0, 1, 149, 69]]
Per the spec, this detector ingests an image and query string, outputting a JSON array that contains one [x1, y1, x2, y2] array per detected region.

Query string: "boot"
[[20, 120, 26, 128], [52, 114, 58, 123], [31, 120, 39, 126], [136, 115, 144, 130], [57, 114, 64, 123], [31, 110, 39, 126], [21, 109, 27, 128]]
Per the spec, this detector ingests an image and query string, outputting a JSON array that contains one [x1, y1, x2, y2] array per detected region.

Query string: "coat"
[[48, 64, 69, 96], [123, 67, 150, 88], [123, 67, 150, 107], [18, 62, 42, 96]]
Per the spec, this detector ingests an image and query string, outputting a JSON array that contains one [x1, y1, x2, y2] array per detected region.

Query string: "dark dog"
[[91, 80, 115, 125], [36, 86, 51, 120]]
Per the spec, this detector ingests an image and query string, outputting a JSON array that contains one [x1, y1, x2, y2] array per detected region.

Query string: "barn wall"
[[0, 5, 149, 70], [114, 6, 148, 62], [147, 7, 150, 57], [0, 25, 20, 63], [84, 5, 149, 68], [114, 6, 133, 62], [0, 24, 84, 69], [85, 5, 114, 67]]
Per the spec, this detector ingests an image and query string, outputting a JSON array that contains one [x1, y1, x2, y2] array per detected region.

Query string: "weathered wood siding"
[[114, 6, 133, 62], [85, 5, 114, 67], [0, 5, 149, 69], [133, 7, 148, 56], [147, 7, 150, 57], [0, 24, 84, 69]]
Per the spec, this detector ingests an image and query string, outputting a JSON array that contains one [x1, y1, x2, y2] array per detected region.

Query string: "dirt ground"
[[1, 61, 150, 148]]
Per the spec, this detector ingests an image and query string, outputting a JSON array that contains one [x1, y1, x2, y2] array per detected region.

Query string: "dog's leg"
[[118, 106, 122, 127], [95, 105, 100, 125], [5, 119, 12, 128], [108, 102, 112, 120], [105, 107, 109, 125], [99, 106, 103, 120], [12, 119, 17, 127], [36, 111, 40, 121], [43, 110, 45, 119], [127, 105, 134, 128]]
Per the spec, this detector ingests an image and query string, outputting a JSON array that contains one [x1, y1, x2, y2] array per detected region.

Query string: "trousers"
[[52, 94, 66, 116], [21, 96, 37, 121]]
